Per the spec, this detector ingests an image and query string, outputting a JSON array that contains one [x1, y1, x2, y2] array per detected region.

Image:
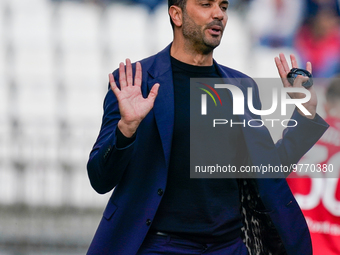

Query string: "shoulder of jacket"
[[217, 63, 252, 79]]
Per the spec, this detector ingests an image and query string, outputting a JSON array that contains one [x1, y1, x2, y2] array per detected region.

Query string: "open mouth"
[[208, 26, 222, 36]]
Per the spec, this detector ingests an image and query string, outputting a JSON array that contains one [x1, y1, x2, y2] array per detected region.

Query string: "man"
[[87, 0, 328, 254], [288, 78, 340, 255]]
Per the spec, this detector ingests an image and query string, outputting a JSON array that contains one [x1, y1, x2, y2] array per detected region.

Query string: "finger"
[[306, 61, 312, 73], [109, 73, 120, 95], [134, 62, 142, 87], [275, 56, 291, 88], [126, 58, 133, 86], [294, 75, 309, 87], [119, 62, 127, 88], [147, 83, 160, 102], [275, 57, 286, 79], [279, 53, 290, 73], [290, 54, 298, 69]]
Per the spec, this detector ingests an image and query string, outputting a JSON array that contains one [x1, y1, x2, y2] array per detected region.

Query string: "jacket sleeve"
[[249, 78, 329, 172], [258, 81, 328, 170], [87, 71, 136, 194], [275, 110, 329, 168]]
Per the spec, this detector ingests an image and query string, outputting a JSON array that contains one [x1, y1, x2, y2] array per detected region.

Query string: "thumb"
[[293, 75, 309, 87], [147, 83, 160, 102]]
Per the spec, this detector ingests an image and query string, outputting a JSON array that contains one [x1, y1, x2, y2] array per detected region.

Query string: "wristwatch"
[[287, 68, 313, 88]]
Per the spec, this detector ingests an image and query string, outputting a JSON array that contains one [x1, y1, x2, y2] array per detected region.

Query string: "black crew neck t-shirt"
[[151, 57, 246, 244]]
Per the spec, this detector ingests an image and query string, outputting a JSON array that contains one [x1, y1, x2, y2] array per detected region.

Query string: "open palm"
[[109, 59, 160, 137], [275, 53, 317, 119]]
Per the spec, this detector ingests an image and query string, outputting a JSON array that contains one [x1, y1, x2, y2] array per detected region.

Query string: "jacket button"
[[157, 189, 164, 196], [146, 219, 152, 226]]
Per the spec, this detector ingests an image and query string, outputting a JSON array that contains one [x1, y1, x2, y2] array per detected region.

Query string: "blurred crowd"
[[247, 0, 340, 79], [88, 0, 340, 78]]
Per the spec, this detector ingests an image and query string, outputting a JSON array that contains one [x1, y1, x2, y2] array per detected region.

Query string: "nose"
[[212, 4, 225, 20]]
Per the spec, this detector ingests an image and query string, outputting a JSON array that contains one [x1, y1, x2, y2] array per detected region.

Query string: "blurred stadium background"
[[0, 0, 338, 254]]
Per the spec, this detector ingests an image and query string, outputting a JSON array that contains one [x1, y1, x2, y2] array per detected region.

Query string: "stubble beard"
[[182, 11, 223, 55]]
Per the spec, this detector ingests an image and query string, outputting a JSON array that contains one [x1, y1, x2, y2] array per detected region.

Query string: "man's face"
[[181, 0, 229, 53]]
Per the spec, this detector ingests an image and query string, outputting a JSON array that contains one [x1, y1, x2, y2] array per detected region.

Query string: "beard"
[[182, 11, 224, 54]]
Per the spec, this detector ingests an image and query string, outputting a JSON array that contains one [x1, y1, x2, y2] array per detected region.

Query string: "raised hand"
[[109, 59, 160, 137], [275, 53, 317, 119]]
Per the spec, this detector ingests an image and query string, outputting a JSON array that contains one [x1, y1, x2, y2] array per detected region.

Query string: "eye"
[[221, 4, 228, 11], [201, 3, 211, 7]]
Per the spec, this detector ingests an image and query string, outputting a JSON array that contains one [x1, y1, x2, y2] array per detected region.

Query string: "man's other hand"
[[275, 53, 317, 119]]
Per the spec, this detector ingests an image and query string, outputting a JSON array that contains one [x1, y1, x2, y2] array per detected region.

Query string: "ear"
[[169, 5, 183, 27]]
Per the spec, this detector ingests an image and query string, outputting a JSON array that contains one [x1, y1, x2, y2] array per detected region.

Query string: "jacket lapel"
[[147, 45, 174, 168]]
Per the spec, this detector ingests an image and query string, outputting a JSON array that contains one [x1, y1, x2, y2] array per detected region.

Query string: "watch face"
[[287, 68, 313, 88]]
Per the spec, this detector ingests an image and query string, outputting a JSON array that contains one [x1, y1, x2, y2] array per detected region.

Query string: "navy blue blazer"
[[87, 44, 329, 255]]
